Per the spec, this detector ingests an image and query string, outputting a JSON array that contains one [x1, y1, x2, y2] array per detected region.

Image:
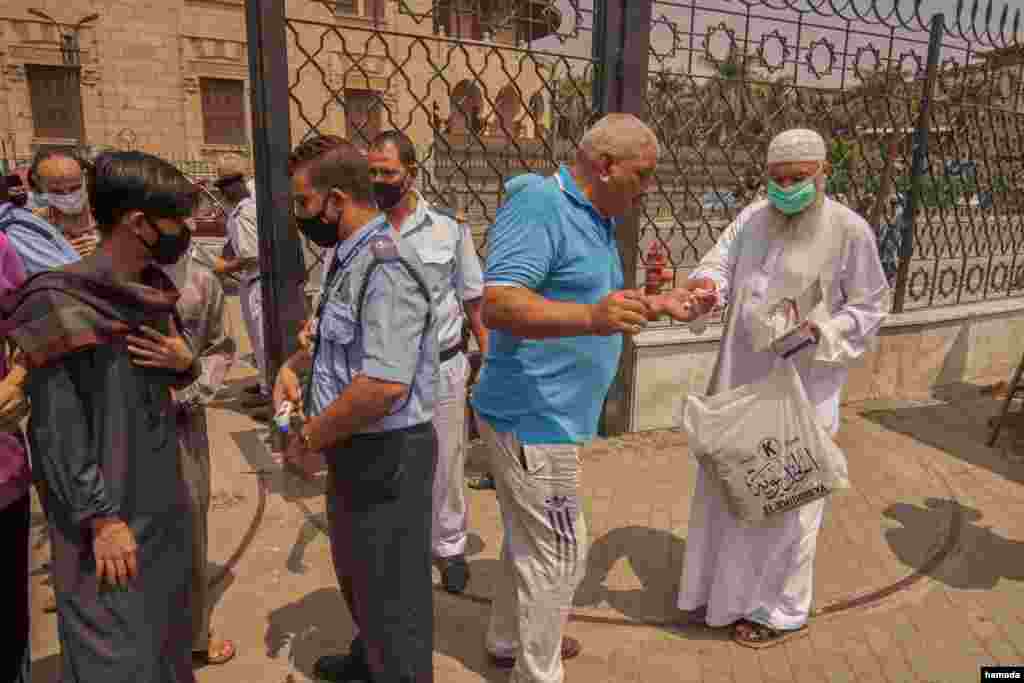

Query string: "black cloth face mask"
[[138, 218, 192, 266], [296, 201, 340, 248], [372, 178, 408, 212]]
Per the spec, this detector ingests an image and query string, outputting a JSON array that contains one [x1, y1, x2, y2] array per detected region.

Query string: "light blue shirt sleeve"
[[455, 222, 484, 301], [360, 261, 431, 385], [4, 220, 80, 275], [484, 190, 556, 291]]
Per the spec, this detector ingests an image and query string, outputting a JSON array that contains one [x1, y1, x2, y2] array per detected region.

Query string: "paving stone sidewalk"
[[26, 330, 1024, 683]]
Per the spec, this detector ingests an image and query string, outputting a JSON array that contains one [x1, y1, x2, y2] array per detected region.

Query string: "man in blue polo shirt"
[[471, 113, 661, 683]]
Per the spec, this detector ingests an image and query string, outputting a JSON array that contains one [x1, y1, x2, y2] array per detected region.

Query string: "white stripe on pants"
[[476, 416, 587, 683], [239, 277, 265, 392], [432, 352, 469, 558]]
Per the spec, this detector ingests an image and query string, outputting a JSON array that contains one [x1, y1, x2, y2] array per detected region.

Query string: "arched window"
[[529, 91, 546, 138], [449, 80, 484, 135], [493, 84, 522, 138]]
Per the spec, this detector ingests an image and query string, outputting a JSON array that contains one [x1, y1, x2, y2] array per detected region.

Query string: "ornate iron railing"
[[640, 0, 1024, 315], [266, 0, 1024, 316], [245, 0, 1024, 433], [281, 0, 596, 278]]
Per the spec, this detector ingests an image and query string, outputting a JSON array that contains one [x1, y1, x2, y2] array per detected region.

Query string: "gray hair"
[[578, 113, 660, 163]]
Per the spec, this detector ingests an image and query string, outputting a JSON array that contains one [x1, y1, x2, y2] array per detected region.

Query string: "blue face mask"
[[767, 178, 817, 216]]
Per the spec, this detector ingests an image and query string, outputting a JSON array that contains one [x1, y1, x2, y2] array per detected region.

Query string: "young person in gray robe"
[[0, 151, 201, 682], [164, 245, 238, 666]]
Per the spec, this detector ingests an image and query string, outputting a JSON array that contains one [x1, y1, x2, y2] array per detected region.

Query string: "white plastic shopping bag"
[[682, 359, 849, 525]]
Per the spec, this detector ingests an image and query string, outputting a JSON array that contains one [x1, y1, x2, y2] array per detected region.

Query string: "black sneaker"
[[314, 638, 372, 682], [438, 555, 470, 594]]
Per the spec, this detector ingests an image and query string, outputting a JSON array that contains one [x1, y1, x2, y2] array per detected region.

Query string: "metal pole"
[[597, 0, 654, 437], [245, 0, 306, 389], [892, 13, 944, 313]]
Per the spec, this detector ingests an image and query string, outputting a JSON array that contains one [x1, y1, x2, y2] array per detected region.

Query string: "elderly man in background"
[[0, 163, 80, 276], [211, 157, 270, 417], [651, 128, 890, 648], [29, 150, 100, 259], [470, 113, 658, 683]]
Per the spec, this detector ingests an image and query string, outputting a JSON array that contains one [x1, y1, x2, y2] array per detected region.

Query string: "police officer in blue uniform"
[[273, 136, 439, 683]]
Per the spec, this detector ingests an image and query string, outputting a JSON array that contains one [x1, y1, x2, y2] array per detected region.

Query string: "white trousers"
[[432, 352, 469, 558], [239, 277, 266, 392], [677, 465, 825, 631], [477, 417, 588, 683]]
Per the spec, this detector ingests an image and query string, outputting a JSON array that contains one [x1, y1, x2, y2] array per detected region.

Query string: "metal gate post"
[[892, 13, 944, 313], [244, 0, 307, 388], [596, 0, 654, 437]]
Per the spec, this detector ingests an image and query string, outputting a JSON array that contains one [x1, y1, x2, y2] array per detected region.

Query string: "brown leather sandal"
[[193, 638, 236, 666], [733, 620, 808, 649]]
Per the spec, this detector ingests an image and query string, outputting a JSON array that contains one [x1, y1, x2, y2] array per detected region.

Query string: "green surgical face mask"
[[767, 178, 817, 216]]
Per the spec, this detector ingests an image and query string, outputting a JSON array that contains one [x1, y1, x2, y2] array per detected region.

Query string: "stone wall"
[[627, 298, 1024, 432], [0, 0, 548, 168]]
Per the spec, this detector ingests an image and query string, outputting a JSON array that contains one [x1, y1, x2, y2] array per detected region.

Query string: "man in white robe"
[[646, 128, 890, 648]]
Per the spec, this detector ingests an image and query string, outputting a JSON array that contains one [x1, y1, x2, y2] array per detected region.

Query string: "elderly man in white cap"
[[647, 128, 890, 648]]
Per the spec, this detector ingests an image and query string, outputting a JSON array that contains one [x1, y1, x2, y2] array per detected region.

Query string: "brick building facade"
[[0, 0, 560, 176]]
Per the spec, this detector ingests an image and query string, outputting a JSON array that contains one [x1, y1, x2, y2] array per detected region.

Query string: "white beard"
[[764, 174, 828, 240]]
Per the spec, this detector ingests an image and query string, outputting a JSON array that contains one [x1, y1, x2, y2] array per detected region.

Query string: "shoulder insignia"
[[369, 235, 400, 262]]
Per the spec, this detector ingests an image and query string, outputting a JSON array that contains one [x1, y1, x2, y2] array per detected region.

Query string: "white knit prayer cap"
[[766, 129, 827, 165]]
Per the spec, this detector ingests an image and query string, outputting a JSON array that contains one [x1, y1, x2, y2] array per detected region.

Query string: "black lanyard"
[[303, 224, 386, 411]]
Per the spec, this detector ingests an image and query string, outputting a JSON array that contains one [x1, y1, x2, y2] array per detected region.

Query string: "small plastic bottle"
[[272, 401, 293, 452]]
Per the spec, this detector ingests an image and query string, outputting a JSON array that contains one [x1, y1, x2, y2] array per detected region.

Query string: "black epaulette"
[[432, 205, 458, 221], [369, 233, 401, 262]]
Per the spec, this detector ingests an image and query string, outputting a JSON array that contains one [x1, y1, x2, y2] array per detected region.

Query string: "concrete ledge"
[[633, 296, 1024, 349], [629, 296, 1024, 432]]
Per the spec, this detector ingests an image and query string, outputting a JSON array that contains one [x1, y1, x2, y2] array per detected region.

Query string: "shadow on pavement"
[[229, 429, 325, 502], [432, 591, 508, 683], [883, 497, 1024, 589], [265, 587, 356, 679], [860, 392, 1024, 484], [207, 561, 236, 616], [574, 525, 685, 625]]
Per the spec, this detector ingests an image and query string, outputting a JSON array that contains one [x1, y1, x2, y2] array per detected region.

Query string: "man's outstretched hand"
[[590, 289, 652, 336], [644, 287, 718, 322]]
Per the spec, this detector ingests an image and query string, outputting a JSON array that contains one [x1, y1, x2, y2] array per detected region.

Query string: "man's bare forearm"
[[482, 286, 594, 339], [307, 375, 408, 452], [464, 298, 489, 355], [685, 276, 718, 291], [284, 349, 313, 375]]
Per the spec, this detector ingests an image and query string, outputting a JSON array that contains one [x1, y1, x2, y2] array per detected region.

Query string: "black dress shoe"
[[437, 555, 470, 594], [314, 638, 372, 682]]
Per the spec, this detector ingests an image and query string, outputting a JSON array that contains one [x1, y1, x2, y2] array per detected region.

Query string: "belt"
[[440, 341, 468, 364]]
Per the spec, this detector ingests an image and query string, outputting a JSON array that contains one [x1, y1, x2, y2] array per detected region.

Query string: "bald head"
[[33, 152, 83, 195], [578, 113, 660, 165], [573, 114, 660, 219]]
